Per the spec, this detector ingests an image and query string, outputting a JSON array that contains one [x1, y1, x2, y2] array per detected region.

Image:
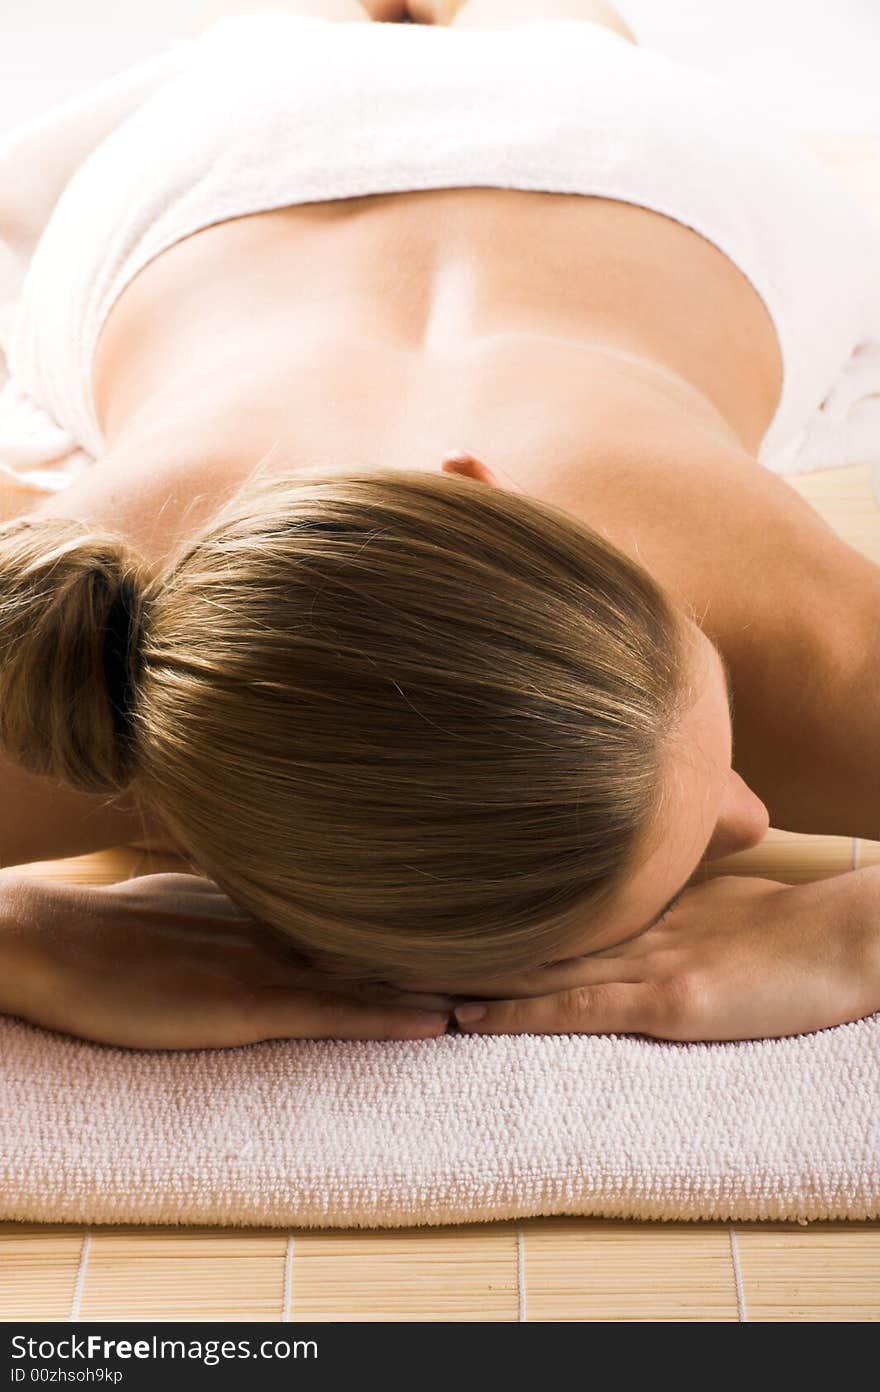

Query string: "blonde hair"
[[0, 466, 695, 984]]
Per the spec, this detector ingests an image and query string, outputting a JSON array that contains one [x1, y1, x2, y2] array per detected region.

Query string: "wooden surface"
[[2, 136, 880, 1323], [2, 1218, 879, 1321]]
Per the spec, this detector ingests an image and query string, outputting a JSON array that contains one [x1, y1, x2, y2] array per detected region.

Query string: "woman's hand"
[[0, 872, 451, 1050], [401, 872, 880, 1042]]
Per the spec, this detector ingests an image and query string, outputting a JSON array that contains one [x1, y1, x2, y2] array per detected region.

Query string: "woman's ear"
[[440, 451, 518, 490]]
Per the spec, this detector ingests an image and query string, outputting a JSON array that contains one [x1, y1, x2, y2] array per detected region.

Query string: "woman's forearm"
[[801, 864, 880, 979], [0, 874, 58, 1024], [0, 873, 451, 1049], [445, 869, 880, 1042]]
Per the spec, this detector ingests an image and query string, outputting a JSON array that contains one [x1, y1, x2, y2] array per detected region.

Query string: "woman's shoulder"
[[515, 426, 880, 840]]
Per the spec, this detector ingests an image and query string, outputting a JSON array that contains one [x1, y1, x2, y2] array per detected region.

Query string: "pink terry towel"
[[1, 1013, 877, 1228]]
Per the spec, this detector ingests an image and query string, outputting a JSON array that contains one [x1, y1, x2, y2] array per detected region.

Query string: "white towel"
[[1, 19, 879, 494], [0, 39, 195, 496], [1, 1013, 877, 1227]]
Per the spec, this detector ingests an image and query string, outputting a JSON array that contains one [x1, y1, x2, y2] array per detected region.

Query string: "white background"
[[1, 0, 879, 137]]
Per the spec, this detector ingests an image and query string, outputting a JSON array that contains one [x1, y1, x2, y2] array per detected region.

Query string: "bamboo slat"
[[735, 1224, 880, 1322], [519, 1219, 739, 1322]]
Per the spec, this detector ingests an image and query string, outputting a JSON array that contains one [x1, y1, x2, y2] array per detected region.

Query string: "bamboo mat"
[[2, 138, 880, 1324], [2, 1219, 879, 1322]]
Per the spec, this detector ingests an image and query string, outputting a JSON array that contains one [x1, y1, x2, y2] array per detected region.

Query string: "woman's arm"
[[0, 871, 451, 1048], [444, 869, 880, 1041]]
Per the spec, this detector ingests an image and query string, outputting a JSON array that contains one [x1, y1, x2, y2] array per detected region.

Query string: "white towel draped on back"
[[0, 37, 195, 494]]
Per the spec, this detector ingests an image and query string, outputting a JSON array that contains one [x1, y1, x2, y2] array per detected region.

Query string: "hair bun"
[[102, 577, 142, 749], [0, 515, 149, 793]]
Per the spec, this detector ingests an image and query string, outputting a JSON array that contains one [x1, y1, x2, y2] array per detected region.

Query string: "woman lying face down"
[[3, 456, 879, 1047], [0, 456, 766, 1005]]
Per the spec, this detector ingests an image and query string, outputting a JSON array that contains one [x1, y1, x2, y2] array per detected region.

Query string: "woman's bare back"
[[87, 182, 792, 602]]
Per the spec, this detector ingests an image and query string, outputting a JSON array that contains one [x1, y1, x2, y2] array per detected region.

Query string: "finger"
[[453, 982, 661, 1037], [254, 990, 450, 1042]]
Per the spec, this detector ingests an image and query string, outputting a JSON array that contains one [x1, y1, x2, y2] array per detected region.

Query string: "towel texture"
[[1, 1013, 878, 1227]]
